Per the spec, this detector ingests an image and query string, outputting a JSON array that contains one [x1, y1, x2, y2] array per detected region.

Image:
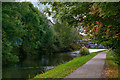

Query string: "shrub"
[[112, 49, 120, 65], [69, 42, 81, 51], [79, 46, 90, 56]]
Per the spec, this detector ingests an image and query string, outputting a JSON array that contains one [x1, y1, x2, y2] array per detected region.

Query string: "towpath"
[[65, 51, 108, 78]]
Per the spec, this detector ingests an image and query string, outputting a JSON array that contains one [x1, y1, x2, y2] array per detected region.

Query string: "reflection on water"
[[2, 52, 78, 79]]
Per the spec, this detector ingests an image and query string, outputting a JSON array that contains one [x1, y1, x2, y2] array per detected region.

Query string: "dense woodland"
[[44, 2, 120, 64], [2, 2, 120, 65], [2, 2, 80, 65]]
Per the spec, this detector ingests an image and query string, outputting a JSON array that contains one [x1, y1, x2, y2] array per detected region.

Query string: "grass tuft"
[[103, 51, 119, 78]]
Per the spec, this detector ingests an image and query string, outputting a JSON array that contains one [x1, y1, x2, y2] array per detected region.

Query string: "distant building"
[[79, 35, 105, 49]]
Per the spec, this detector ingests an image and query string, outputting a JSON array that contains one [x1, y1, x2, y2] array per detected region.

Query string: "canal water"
[[2, 49, 106, 79], [2, 52, 79, 79]]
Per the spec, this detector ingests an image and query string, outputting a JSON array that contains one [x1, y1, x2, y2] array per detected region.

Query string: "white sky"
[[32, 2, 54, 23], [16, 0, 53, 23]]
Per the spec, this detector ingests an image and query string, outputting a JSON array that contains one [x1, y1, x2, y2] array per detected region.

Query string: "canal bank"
[[31, 50, 106, 79], [2, 49, 106, 79]]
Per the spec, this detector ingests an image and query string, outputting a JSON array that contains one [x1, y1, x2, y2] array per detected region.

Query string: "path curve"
[[65, 51, 108, 78]]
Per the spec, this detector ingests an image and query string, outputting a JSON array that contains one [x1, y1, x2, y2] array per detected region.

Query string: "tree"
[[2, 2, 54, 65], [2, 2, 81, 65], [53, 22, 80, 52], [43, 2, 120, 64]]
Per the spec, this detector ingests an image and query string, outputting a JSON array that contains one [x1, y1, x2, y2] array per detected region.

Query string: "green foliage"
[[105, 51, 119, 78], [2, 2, 81, 65], [53, 22, 80, 52], [69, 42, 81, 51], [106, 52, 116, 67], [43, 2, 120, 65], [112, 49, 120, 65], [2, 45, 19, 65], [2, 2, 54, 65], [79, 46, 90, 56]]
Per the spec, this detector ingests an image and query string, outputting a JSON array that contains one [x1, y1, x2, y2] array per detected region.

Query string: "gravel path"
[[65, 51, 108, 78]]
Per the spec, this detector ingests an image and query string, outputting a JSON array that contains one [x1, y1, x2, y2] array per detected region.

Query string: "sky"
[[16, 0, 53, 23], [32, 2, 54, 23]]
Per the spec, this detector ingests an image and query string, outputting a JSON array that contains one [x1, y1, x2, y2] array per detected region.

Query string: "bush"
[[69, 43, 81, 51], [112, 49, 120, 65], [79, 46, 90, 56]]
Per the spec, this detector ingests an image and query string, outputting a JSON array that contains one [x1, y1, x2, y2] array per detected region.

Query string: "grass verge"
[[103, 51, 119, 78], [30, 50, 106, 80]]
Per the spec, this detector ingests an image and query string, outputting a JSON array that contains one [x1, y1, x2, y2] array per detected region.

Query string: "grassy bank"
[[31, 50, 106, 79], [103, 51, 119, 78]]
